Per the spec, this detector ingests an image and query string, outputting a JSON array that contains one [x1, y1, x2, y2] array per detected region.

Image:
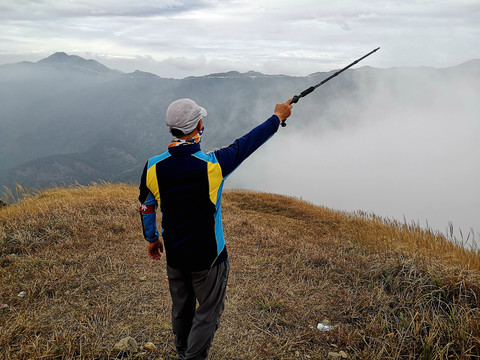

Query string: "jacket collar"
[[168, 142, 201, 156]]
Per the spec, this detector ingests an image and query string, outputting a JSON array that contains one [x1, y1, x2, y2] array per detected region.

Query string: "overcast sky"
[[1, 0, 479, 78]]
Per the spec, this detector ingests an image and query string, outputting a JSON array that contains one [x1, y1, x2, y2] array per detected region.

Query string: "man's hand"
[[147, 239, 164, 260], [274, 98, 293, 122]]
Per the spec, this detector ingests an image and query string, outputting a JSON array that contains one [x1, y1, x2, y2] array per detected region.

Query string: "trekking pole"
[[281, 47, 380, 127]]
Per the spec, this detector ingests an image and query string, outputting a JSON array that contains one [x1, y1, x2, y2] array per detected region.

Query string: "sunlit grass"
[[1, 183, 479, 359]]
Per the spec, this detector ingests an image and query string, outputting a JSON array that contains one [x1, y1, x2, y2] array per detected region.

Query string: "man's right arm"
[[214, 99, 292, 178]]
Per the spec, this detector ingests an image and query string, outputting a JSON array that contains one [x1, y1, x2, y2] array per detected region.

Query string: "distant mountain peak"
[[41, 52, 70, 61], [37, 52, 121, 75], [451, 59, 480, 70], [38, 52, 86, 65], [187, 70, 290, 80], [122, 70, 160, 79]]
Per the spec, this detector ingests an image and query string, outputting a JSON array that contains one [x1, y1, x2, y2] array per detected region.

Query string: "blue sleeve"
[[214, 115, 280, 177], [139, 162, 160, 243]]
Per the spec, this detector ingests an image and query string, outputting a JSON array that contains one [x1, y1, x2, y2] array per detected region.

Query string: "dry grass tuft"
[[1, 184, 479, 359]]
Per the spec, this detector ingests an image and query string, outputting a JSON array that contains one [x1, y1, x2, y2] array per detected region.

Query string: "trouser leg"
[[167, 265, 196, 356], [183, 260, 229, 360]]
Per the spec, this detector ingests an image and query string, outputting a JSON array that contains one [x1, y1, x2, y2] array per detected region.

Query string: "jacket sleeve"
[[138, 161, 160, 243], [214, 115, 280, 178]]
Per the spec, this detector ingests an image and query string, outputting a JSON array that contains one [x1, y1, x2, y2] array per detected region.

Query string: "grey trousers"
[[167, 260, 229, 360]]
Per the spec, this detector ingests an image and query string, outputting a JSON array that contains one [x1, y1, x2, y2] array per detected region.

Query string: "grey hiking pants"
[[167, 260, 229, 360]]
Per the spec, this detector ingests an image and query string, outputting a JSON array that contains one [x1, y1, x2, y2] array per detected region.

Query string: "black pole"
[[281, 47, 380, 127]]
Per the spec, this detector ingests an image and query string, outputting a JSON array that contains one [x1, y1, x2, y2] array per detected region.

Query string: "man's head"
[[166, 98, 207, 137]]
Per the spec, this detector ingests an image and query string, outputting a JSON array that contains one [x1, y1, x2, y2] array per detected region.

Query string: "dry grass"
[[1, 183, 479, 359]]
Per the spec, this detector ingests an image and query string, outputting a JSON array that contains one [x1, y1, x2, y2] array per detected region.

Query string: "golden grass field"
[[1, 183, 479, 359]]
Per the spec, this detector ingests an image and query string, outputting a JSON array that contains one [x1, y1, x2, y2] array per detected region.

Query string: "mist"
[[225, 66, 480, 242]]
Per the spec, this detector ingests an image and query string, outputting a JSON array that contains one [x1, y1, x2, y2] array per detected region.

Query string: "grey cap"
[[166, 98, 207, 135]]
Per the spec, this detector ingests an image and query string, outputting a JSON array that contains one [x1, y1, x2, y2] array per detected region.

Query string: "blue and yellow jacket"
[[139, 115, 280, 270]]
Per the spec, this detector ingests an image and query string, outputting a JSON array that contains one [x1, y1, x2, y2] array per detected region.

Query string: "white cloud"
[[0, 0, 479, 76]]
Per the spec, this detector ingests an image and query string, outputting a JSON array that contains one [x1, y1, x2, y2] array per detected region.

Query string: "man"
[[139, 97, 292, 359]]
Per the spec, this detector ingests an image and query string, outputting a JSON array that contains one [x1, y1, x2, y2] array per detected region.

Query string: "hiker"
[[138, 97, 292, 360]]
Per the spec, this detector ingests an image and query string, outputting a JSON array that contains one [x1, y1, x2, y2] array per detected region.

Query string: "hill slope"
[[0, 184, 479, 359]]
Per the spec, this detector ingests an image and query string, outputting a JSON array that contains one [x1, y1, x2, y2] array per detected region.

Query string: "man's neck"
[[178, 130, 199, 140]]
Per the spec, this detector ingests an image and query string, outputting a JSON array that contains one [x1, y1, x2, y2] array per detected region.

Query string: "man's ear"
[[197, 119, 203, 131]]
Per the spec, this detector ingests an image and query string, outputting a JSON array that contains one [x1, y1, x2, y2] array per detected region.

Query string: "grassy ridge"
[[1, 183, 479, 359]]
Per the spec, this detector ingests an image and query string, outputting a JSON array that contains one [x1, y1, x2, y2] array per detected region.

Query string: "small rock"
[[328, 352, 342, 360], [328, 351, 349, 359], [139, 276, 147, 282], [113, 336, 138, 354], [17, 291, 26, 298], [143, 342, 157, 351], [317, 322, 335, 331]]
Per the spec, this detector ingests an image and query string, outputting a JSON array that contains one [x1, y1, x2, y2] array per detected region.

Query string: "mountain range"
[[0, 52, 479, 191]]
